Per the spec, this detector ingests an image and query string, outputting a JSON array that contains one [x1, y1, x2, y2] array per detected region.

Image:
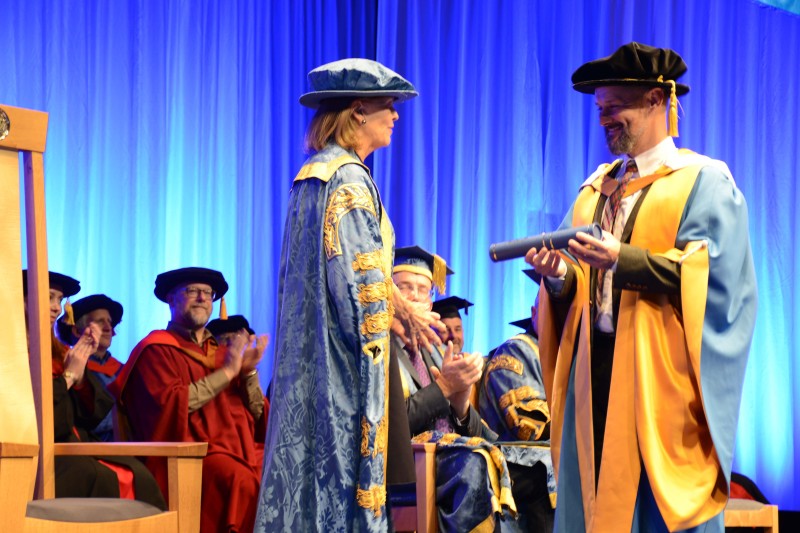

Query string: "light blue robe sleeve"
[[324, 166, 392, 525], [675, 166, 758, 484]]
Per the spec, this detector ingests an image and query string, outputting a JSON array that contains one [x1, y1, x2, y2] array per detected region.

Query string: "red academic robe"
[[111, 330, 266, 533]]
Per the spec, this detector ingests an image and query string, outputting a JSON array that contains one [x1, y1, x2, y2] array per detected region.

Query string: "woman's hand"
[[63, 323, 101, 389], [391, 287, 444, 352]]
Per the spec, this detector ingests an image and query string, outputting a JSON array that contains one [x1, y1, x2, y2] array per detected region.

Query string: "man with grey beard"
[[110, 267, 268, 532], [525, 43, 757, 532]]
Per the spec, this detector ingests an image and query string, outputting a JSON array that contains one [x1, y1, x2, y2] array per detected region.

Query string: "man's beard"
[[184, 307, 211, 328], [605, 124, 640, 155]]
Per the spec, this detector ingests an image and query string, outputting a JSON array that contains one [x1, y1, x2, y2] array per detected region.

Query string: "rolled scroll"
[[488, 223, 603, 262]]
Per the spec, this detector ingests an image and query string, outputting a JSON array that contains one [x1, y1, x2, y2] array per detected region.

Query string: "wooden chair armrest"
[[0, 442, 39, 457], [410, 442, 437, 533], [410, 442, 437, 453], [53, 442, 208, 458], [53, 441, 207, 533]]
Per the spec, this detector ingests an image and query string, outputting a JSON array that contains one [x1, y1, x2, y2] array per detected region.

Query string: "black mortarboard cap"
[[432, 296, 473, 319], [22, 269, 81, 298], [509, 317, 536, 336], [523, 269, 542, 285], [571, 42, 689, 96], [206, 315, 255, 337], [55, 293, 123, 345], [154, 267, 228, 302]]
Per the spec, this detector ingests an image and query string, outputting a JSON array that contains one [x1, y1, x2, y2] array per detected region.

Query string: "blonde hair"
[[304, 98, 361, 154]]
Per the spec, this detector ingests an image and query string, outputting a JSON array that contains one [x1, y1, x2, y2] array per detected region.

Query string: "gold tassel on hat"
[[432, 254, 447, 294], [666, 79, 679, 137], [219, 296, 228, 320], [64, 298, 75, 326]]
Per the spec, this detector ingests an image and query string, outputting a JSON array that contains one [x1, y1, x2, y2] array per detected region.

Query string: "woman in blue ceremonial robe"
[[255, 59, 443, 532]]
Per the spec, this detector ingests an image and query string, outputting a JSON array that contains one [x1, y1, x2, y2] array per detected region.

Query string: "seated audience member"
[[479, 270, 555, 532], [23, 270, 165, 509], [391, 248, 517, 531], [431, 295, 480, 408], [56, 294, 125, 441], [391, 246, 483, 436], [110, 267, 268, 533], [431, 295, 472, 354]]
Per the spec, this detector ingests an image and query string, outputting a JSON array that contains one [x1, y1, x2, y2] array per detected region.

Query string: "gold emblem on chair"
[[0, 108, 10, 141]]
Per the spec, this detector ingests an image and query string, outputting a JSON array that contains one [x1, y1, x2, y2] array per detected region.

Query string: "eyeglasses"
[[183, 287, 216, 299], [396, 282, 434, 301]]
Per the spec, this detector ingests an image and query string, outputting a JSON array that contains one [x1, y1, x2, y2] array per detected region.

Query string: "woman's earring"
[[361, 118, 367, 125]]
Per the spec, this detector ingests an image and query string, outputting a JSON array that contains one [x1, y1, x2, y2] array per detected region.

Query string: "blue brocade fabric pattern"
[[413, 431, 520, 532], [255, 143, 394, 532]]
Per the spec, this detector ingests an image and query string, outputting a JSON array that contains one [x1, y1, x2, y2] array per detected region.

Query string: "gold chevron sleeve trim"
[[514, 417, 548, 441], [356, 484, 387, 516], [357, 279, 392, 306], [360, 311, 390, 338], [498, 386, 547, 410], [352, 249, 385, 274], [499, 386, 550, 440], [324, 184, 377, 260], [486, 354, 524, 376], [361, 335, 389, 365], [360, 417, 370, 457]]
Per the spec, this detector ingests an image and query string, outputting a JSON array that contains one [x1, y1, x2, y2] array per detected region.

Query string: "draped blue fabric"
[[2, 0, 798, 512]]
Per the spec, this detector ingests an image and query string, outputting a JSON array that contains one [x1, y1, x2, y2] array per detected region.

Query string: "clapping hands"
[[62, 322, 101, 388]]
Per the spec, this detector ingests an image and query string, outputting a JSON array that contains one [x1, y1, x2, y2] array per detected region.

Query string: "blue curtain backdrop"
[[2, 0, 798, 511]]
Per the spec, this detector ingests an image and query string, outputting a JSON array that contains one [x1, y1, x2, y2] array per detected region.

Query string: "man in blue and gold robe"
[[480, 274, 555, 532], [526, 43, 757, 532]]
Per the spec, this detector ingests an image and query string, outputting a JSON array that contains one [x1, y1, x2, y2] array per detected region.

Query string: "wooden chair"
[[0, 103, 207, 532], [392, 442, 437, 533], [724, 498, 779, 532]]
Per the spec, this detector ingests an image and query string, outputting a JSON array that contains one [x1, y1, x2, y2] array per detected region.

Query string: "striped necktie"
[[597, 159, 637, 299]]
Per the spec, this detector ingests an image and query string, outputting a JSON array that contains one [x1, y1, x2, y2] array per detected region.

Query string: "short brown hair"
[[304, 98, 361, 154]]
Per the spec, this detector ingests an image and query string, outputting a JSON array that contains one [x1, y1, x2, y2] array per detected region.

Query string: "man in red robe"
[[110, 267, 268, 533]]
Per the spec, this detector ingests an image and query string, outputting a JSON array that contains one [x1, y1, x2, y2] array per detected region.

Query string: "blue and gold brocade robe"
[[256, 143, 395, 532], [479, 333, 557, 508]]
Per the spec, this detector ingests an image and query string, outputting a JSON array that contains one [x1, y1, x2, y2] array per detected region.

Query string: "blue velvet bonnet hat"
[[299, 58, 418, 109]]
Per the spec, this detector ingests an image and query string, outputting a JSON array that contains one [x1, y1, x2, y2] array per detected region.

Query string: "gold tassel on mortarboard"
[[64, 298, 75, 326], [432, 254, 447, 295], [219, 296, 228, 320], [666, 79, 679, 137]]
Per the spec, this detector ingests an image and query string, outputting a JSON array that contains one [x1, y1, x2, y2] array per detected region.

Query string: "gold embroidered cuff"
[[356, 484, 387, 516], [357, 279, 392, 306], [352, 249, 384, 273], [360, 417, 370, 457], [360, 311, 390, 338]]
